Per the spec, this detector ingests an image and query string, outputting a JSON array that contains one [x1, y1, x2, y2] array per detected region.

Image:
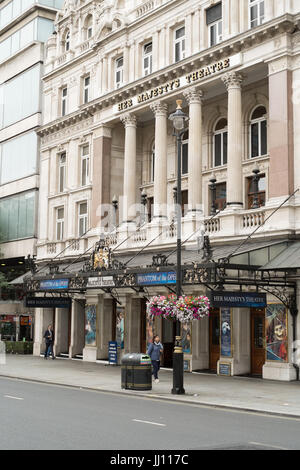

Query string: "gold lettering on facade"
[[117, 59, 231, 111]]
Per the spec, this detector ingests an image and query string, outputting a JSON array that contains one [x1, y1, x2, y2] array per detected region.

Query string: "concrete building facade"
[[29, 0, 300, 381]]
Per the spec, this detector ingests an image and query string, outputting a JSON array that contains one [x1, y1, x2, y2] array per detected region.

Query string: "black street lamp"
[[169, 99, 189, 395], [209, 174, 217, 216], [251, 167, 260, 209]]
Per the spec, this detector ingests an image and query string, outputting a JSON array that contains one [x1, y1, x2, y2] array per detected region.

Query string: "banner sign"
[[209, 291, 266, 308], [40, 279, 69, 290], [108, 341, 118, 365], [86, 276, 115, 288], [137, 272, 176, 286], [85, 305, 97, 346], [266, 303, 288, 362], [220, 307, 232, 357], [25, 296, 71, 309]]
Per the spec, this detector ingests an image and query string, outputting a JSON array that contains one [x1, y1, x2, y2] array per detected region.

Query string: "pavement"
[[1, 354, 300, 418]]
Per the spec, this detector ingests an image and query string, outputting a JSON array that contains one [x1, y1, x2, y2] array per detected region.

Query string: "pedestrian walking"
[[147, 335, 163, 383], [44, 325, 55, 360]]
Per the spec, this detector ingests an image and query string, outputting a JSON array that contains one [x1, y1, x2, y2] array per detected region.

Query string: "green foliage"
[[3, 341, 33, 354]]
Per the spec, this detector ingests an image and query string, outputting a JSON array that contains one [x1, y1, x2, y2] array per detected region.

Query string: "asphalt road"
[[0, 377, 300, 450]]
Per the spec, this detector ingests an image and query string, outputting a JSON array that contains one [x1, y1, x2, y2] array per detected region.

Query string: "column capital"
[[120, 113, 137, 128], [222, 72, 245, 90], [150, 101, 168, 117], [183, 87, 203, 105]]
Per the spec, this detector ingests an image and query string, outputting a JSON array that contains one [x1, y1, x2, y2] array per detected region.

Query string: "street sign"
[[108, 341, 118, 365]]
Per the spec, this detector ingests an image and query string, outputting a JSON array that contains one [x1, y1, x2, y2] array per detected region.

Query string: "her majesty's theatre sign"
[[115, 54, 242, 113]]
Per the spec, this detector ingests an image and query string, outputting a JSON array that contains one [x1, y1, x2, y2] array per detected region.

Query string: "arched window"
[[64, 30, 70, 51], [213, 118, 227, 167], [150, 142, 155, 182], [84, 15, 93, 40], [250, 106, 267, 158], [181, 130, 188, 175]]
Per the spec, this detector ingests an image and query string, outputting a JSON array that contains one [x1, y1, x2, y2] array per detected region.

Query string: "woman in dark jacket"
[[147, 335, 163, 383]]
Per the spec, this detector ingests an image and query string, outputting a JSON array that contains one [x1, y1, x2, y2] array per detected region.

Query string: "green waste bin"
[[121, 353, 152, 391]]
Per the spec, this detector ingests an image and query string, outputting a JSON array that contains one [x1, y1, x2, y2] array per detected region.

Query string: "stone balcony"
[[36, 207, 268, 262]]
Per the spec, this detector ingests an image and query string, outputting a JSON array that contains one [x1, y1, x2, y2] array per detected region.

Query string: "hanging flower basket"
[[146, 295, 210, 323], [175, 296, 210, 323], [146, 295, 177, 321]]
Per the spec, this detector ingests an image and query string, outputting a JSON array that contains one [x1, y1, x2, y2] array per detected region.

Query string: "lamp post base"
[[171, 351, 185, 395]]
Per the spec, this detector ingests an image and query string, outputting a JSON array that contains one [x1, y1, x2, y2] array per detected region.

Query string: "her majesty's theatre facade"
[[27, 0, 300, 381]]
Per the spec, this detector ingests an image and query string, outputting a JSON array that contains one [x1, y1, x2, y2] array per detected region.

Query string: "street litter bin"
[[121, 353, 152, 391]]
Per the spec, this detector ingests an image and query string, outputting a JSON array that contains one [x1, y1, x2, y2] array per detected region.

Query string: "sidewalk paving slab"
[[1, 355, 300, 418]]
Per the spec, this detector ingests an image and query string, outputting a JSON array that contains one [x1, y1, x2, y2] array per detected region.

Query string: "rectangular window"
[[83, 76, 90, 104], [78, 201, 88, 237], [215, 182, 227, 211], [61, 87, 67, 116], [81, 144, 89, 186], [174, 26, 185, 63], [0, 64, 40, 129], [209, 19, 223, 46], [250, 0, 265, 28], [56, 207, 64, 241], [143, 42, 152, 76], [247, 174, 266, 209], [0, 191, 36, 242], [206, 3, 223, 46], [58, 152, 66, 193], [0, 131, 38, 185], [115, 57, 124, 89]]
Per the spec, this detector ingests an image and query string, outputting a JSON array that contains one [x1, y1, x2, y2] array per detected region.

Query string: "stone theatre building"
[[27, 0, 300, 381]]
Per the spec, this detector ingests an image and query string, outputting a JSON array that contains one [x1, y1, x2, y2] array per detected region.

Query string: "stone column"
[[183, 87, 203, 213], [264, 0, 274, 22], [222, 72, 244, 209], [150, 102, 168, 219], [120, 113, 137, 223], [230, 0, 240, 36], [33, 308, 54, 356], [123, 44, 130, 84], [102, 56, 108, 93], [92, 125, 112, 230], [69, 299, 85, 358], [267, 58, 294, 201]]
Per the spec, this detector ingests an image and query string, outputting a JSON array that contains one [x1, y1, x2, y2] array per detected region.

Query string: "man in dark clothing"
[[44, 325, 55, 360]]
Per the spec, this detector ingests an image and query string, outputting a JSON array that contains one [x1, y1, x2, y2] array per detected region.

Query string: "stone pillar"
[[97, 295, 114, 359], [222, 72, 244, 209], [102, 56, 108, 93], [38, 150, 50, 243], [150, 102, 168, 219], [123, 44, 130, 84], [54, 308, 69, 357], [124, 295, 142, 354], [69, 299, 85, 358], [264, 0, 274, 22], [267, 58, 294, 202], [33, 308, 54, 356], [152, 30, 159, 72], [217, 308, 251, 376], [91, 125, 112, 230], [230, 0, 240, 36], [83, 295, 98, 362], [183, 87, 203, 213], [120, 114, 137, 223]]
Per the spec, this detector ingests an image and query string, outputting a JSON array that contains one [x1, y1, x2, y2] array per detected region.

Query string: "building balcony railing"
[[37, 207, 269, 261]]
